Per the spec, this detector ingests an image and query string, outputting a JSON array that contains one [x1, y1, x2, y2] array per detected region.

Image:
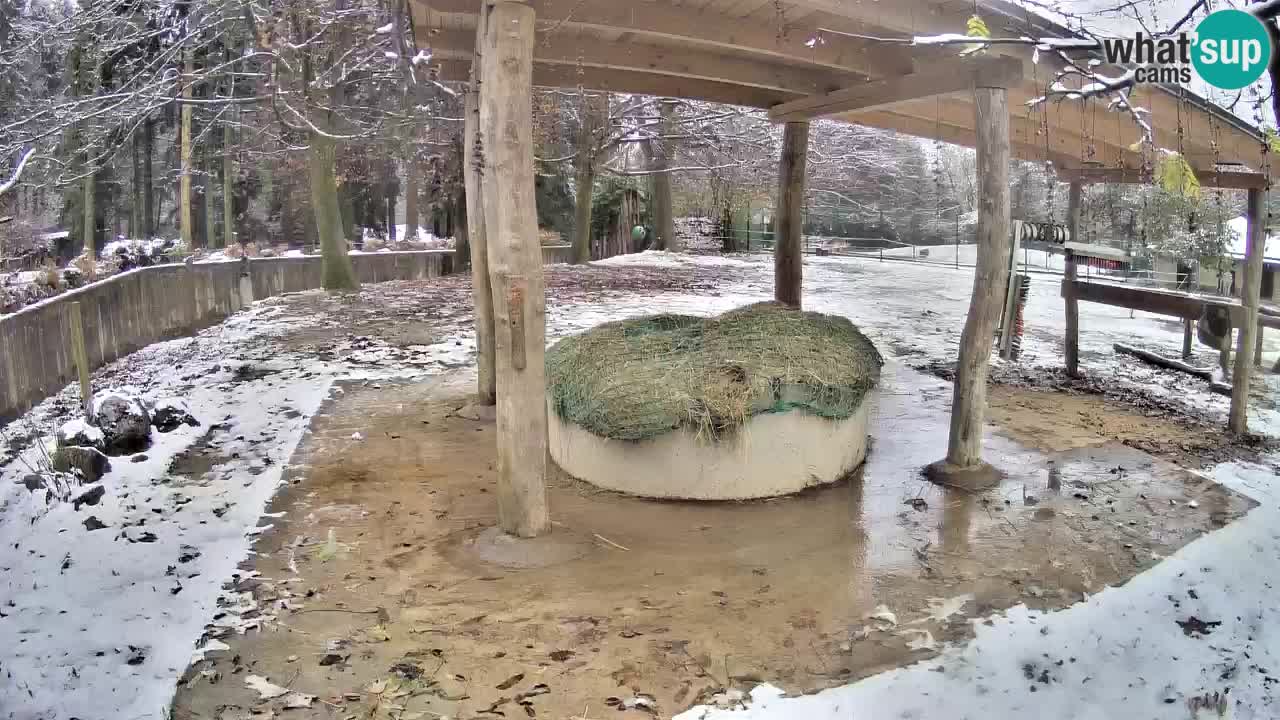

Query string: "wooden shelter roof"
[[414, 0, 1267, 181]]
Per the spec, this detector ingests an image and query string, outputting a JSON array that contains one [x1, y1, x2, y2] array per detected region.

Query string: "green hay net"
[[546, 302, 883, 441]]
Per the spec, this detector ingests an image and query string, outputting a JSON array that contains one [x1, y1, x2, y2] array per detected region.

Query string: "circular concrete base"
[[548, 399, 873, 500], [465, 526, 594, 570], [923, 459, 1005, 490]]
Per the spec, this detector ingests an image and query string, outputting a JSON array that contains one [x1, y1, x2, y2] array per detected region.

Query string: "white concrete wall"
[[548, 399, 873, 500]]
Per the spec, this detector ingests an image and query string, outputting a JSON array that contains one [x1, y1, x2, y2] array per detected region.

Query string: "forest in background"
[[0, 0, 1261, 296]]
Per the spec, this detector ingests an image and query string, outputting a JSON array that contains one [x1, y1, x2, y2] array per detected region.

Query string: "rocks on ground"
[[152, 398, 199, 433], [92, 390, 153, 454]]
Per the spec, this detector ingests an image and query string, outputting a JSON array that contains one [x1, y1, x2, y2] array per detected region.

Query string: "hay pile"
[[546, 302, 882, 441]]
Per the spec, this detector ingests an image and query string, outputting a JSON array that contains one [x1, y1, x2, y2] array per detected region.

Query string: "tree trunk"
[[464, 12, 496, 404], [942, 87, 1011, 473], [571, 92, 602, 264], [223, 113, 235, 246], [142, 119, 155, 239], [131, 132, 143, 238], [572, 157, 594, 263], [404, 159, 419, 242], [179, 52, 195, 249], [205, 146, 219, 248], [81, 172, 95, 265], [386, 161, 398, 242], [453, 193, 470, 268], [774, 121, 808, 308], [650, 98, 677, 252], [479, 0, 550, 538], [309, 131, 359, 291]]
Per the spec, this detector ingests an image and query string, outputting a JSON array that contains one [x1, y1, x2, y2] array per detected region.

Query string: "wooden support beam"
[[436, 59, 793, 109], [849, 108, 1130, 169], [941, 85, 1011, 476], [1063, 182, 1081, 377], [464, 9, 496, 406], [431, 28, 854, 95], [1069, 280, 1208, 319], [1230, 187, 1265, 435], [415, 0, 915, 78], [1182, 317, 1194, 360], [774, 121, 808, 308], [479, 0, 550, 537], [769, 56, 1023, 123], [1057, 166, 1267, 190]]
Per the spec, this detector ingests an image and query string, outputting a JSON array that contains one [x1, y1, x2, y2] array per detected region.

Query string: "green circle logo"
[[1193, 9, 1271, 90]]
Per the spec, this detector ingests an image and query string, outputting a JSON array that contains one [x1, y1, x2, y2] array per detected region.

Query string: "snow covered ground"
[[1, 250, 1277, 719]]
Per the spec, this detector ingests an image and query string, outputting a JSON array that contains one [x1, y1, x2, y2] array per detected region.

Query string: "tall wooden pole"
[[1229, 187, 1265, 434], [464, 4, 497, 404], [774, 121, 809, 308], [479, 0, 550, 537], [1063, 181, 1082, 376], [939, 87, 1010, 475]]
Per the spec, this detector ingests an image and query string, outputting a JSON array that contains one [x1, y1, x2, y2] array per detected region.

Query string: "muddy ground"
[[162, 258, 1272, 719], [171, 373, 1253, 719]]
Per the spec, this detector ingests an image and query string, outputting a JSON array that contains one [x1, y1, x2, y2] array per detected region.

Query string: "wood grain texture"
[[1063, 181, 1081, 377], [1229, 188, 1265, 434], [774, 120, 808, 308], [946, 87, 1010, 468], [479, 0, 551, 537], [464, 5, 497, 404]]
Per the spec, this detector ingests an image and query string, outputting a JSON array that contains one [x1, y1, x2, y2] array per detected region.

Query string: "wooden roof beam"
[[849, 109, 1085, 166], [435, 59, 794, 109], [1057, 166, 1268, 189], [430, 29, 853, 96], [414, 0, 916, 78], [768, 56, 1024, 123]]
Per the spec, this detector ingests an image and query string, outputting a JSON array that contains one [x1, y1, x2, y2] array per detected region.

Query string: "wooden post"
[[464, 4, 496, 405], [479, 0, 550, 537], [1255, 325, 1265, 367], [940, 87, 1011, 473], [68, 301, 92, 421], [774, 121, 808, 308], [1063, 181, 1082, 377], [1229, 187, 1265, 434], [1182, 317, 1194, 360]]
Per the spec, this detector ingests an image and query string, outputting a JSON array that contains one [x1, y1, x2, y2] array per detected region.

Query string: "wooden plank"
[[479, 0, 551, 537], [1114, 342, 1213, 380], [1058, 166, 1267, 190], [464, 7, 496, 405], [769, 56, 1023, 123], [1064, 182, 1081, 377], [416, 0, 915, 77], [1069, 280, 1207, 319], [430, 28, 854, 95], [849, 108, 1132, 169], [436, 59, 793, 108], [1230, 187, 1265, 435], [774, 121, 808, 308], [945, 86, 1010, 470]]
